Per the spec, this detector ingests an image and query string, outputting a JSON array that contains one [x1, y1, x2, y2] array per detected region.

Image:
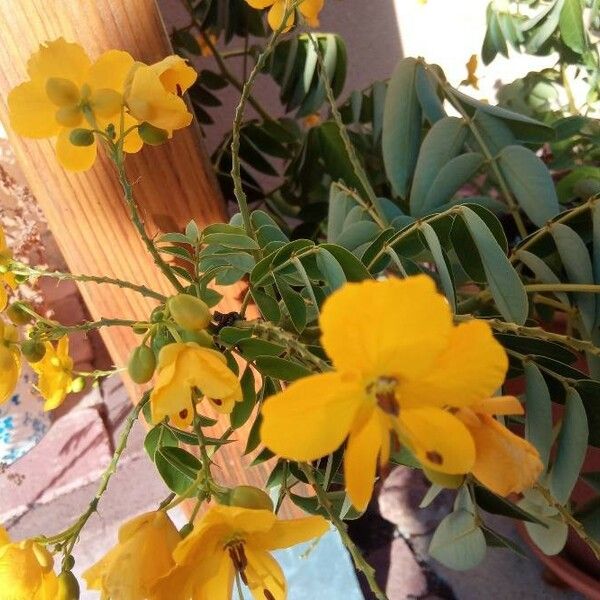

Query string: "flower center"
[[367, 376, 399, 416], [226, 540, 248, 585]]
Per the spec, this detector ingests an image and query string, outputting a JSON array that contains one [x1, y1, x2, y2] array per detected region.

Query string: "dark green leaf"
[[254, 356, 311, 381], [155, 446, 201, 495]]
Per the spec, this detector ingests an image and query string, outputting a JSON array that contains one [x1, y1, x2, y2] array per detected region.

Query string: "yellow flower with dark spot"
[[0, 527, 58, 600], [245, 0, 324, 31], [150, 342, 242, 426], [83, 511, 180, 600], [8, 38, 143, 171], [0, 319, 21, 405], [0, 226, 17, 312], [151, 504, 328, 600], [261, 276, 509, 510], [32, 336, 74, 410], [455, 396, 543, 495]]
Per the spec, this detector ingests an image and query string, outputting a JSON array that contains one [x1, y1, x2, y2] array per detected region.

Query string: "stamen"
[[176, 83, 183, 96], [264, 590, 276, 600], [368, 376, 399, 415], [426, 450, 443, 465]]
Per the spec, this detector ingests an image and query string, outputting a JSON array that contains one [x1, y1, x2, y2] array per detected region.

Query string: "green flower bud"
[[422, 467, 464, 489], [180, 328, 213, 348], [21, 339, 46, 363], [179, 523, 194, 538], [228, 486, 274, 512], [151, 308, 165, 323], [151, 326, 173, 355], [70, 376, 86, 394], [168, 294, 211, 332], [62, 555, 75, 571], [69, 128, 95, 147], [6, 302, 31, 325], [132, 323, 149, 335], [57, 570, 80, 600], [138, 122, 169, 146], [128, 345, 156, 384]]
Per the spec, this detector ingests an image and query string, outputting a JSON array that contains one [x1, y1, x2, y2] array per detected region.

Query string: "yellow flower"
[[83, 511, 180, 600], [151, 504, 328, 600], [8, 38, 143, 171], [462, 54, 479, 90], [125, 57, 196, 135], [0, 527, 58, 600], [455, 396, 543, 495], [0, 319, 21, 405], [261, 276, 509, 510], [150, 342, 242, 426], [0, 226, 17, 312], [245, 0, 325, 31], [32, 336, 74, 410]]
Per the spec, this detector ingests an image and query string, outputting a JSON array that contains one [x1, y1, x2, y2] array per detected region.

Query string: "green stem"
[[334, 182, 387, 229], [36, 317, 143, 339], [299, 463, 388, 600], [534, 483, 600, 561], [304, 31, 385, 224], [525, 283, 600, 294], [11, 264, 166, 302], [111, 154, 184, 293]]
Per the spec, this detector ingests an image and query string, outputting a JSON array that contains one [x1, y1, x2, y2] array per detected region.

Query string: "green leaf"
[[420, 223, 456, 310], [415, 63, 445, 124], [244, 413, 263, 455], [409, 117, 467, 216], [515, 250, 570, 306], [524, 513, 569, 556], [471, 110, 516, 155], [458, 206, 529, 324], [251, 287, 281, 323], [482, 526, 527, 557], [473, 485, 547, 525], [559, 0, 586, 54], [556, 167, 600, 203], [274, 275, 307, 333], [551, 223, 596, 335], [524, 362, 554, 471], [334, 221, 380, 255], [254, 356, 311, 381], [231, 367, 257, 429], [319, 244, 372, 281], [383, 57, 421, 198], [497, 145, 560, 227], [238, 338, 286, 361], [154, 446, 201, 495], [525, 0, 564, 53], [316, 247, 347, 292], [429, 509, 487, 570], [144, 424, 178, 459], [424, 153, 484, 212], [550, 387, 589, 504], [202, 232, 259, 250]]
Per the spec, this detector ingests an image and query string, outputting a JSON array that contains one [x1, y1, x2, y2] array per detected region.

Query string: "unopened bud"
[[21, 339, 46, 363], [168, 294, 211, 331], [228, 485, 274, 512], [69, 129, 95, 147], [180, 328, 213, 348], [70, 376, 86, 394], [7, 303, 31, 325], [138, 122, 169, 145], [179, 523, 194, 538], [422, 467, 464, 489], [57, 570, 80, 600], [128, 345, 156, 384]]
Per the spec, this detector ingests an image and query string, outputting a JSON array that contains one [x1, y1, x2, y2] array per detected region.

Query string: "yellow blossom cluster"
[[245, 0, 324, 31], [8, 38, 197, 171]]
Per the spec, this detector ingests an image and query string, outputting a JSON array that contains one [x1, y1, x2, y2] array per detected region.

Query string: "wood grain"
[[0, 0, 290, 506]]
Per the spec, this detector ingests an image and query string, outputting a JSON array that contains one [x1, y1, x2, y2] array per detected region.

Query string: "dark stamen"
[[176, 83, 183, 96], [426, 451, 443, 465], [264, 590, 276, 600]]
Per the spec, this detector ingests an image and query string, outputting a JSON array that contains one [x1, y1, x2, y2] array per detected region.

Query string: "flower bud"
[[128, 345, 156, 384], [180, 328, 213, 348], [69, 129, 95, 147], [228, 486, 274, 512], [57, 570, 80, 600], [7, 302, 31, 325], [423, 468, 464, 489], [167, 294, 211, 331], [178, 523, 194, 538], [62, 555, 75, 571], [138, 122, 169, 146], [70, 376, 86, 394], [21, 339, 46, 363]]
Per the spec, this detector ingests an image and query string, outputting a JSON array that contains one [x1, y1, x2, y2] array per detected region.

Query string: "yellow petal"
[[320, 276, 452, 379], [150, 56, 197, 95], [250, 515, 329, 551], [267, 0, 295, 31], [399, 319, 508, 409], [8, 81, 60, 138], [86, 49, 135, 92], [26, 38, 91, 86], [245, 547, 286, 600], [245, 0, 275, 7], [197, 554, 234, 600], [472, 395, 523, 416], [399, 407, 476, 474], [55, 128, 97, 171], [0, 347, 20, 405], [0, 285, 7, 312], [299, 0, 324, 26], [0, 527, 10, 547], [89, 88, 123, 119], [466, 413, 543, 496], [127, 65, 193, 132], [344, 409, 387, 510], [260, 372, 363, 461], [122, 112, 144, 153]]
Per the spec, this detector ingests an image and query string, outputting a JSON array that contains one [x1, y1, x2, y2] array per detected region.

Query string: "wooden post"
[[0, 0, 280, 497]]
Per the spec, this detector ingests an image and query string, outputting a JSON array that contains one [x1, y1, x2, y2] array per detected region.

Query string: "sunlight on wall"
[[392, 0, 554, 101]]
